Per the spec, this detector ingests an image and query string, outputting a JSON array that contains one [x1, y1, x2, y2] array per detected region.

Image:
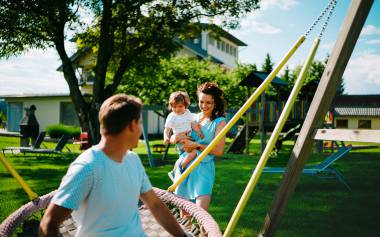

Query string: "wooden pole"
[[260, 1, 373, 236]]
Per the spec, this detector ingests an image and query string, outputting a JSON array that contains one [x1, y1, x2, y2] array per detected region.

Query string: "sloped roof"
[[333, 95, 380, 107], [56, 47, 90, 71], [200, 23, 247, 46], [332, 95, 380, 117], [333, 107, 380, 117], [239, 71, 288, 87], [181, 40, 224, 64]]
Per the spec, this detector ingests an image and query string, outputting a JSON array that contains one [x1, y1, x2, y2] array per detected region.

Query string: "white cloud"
[[320, 42, 334, 51], [260, 0, 298, 11], [365, 39, 380, 45], [0, 48, 69, 95], [343, 52, 380, 94], [361, 25, 380, 36], [241, 20, 281, 34], [233, 12, 281, 36]]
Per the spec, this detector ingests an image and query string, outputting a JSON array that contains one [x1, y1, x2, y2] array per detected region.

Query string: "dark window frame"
[[336, 119, 348, 128], [358, 119, 371, 129]]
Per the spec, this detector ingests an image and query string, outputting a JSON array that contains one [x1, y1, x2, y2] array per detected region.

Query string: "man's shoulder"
[[125, 151, 144, 167], [71, 147, 102, 169]]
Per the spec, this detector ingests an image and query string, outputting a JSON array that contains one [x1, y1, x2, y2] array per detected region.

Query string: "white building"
[[58, 23, 247, 95], [332, 95, 380, 129], [2, 93, 78, 132]]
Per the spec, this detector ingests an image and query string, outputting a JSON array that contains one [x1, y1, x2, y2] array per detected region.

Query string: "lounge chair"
[[20, 134, 71, 156], [2, 132, 46, 154], [263, 145, 352, 190]]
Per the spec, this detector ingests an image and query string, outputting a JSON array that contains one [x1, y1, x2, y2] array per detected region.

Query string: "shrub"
[[46, 124, 81, 139], [0, 112, 6, 128]]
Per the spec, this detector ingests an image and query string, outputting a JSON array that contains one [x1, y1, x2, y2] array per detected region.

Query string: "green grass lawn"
[[1, 135, 380, 236]]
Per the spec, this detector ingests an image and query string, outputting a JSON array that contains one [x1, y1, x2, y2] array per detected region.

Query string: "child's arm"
[[164, 127, 171, 144], [191, 121, 203, 139]]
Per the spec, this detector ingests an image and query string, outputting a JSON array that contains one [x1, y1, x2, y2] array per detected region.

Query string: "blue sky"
[[0, 0, 379, 95]]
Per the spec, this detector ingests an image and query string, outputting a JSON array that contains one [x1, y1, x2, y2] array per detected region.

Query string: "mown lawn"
[[1, 135, 379, 236]]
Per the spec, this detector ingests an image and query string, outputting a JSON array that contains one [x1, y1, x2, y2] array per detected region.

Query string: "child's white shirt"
[[165, 109, 195, 134]]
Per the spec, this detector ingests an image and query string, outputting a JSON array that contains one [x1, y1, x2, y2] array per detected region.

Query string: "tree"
[[261, 53, 277, 100], [261, 53, 274, 73], [118, 57, 249, 111], [291, 57, 345, 101], [0, 0, 260, 144]]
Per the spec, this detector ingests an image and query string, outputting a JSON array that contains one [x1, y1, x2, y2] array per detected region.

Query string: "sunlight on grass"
[[1, 135, 379, 236]]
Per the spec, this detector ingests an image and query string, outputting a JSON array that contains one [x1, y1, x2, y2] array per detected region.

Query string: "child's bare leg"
[[181, 150, 197, 169]]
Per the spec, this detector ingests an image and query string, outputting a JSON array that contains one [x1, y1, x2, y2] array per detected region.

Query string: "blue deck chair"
[[20, 134, 71, 156], [263, 145, 352, 190], [2, 131, 46, 154]]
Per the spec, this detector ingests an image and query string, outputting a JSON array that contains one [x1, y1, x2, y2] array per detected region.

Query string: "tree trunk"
[[54, 32, 99, 145]]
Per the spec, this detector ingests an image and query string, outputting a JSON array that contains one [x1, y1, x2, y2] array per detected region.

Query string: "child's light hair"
[[168, 91, 190, 110]]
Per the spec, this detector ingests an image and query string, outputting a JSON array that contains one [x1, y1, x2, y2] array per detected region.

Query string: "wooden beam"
[[259, 1, 374, 236], [314, 129, 380, 143]]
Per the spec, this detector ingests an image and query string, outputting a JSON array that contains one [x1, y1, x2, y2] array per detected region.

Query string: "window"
[[217, 41, 221, 49], [226, 44, 230, 54], [358, 119, 371, 129], [60, 102, 80, 126], [221, 41, 225, 52], [336, 119, 348, 128], [209, 36, 215, 46], [232, 47, 237, 57]]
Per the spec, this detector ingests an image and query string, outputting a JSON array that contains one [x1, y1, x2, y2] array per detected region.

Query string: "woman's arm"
[[182, 120, 226, 156]]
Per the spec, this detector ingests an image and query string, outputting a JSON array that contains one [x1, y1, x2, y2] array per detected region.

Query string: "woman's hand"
[[181, 140, 198, 152]]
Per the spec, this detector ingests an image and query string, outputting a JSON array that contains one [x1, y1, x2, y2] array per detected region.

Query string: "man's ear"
[[128, 120, 138, 132]]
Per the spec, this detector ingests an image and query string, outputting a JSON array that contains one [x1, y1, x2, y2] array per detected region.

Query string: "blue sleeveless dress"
[[174, 114, 225, 200]]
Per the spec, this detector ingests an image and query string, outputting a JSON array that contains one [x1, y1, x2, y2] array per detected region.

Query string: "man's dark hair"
[[99, 94, 142, 135]]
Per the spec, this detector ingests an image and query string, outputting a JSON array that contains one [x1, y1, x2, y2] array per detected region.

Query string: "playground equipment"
[[1, 1, 378, 237], [169, 1, 377, 236], [263, 143, 352, 190]]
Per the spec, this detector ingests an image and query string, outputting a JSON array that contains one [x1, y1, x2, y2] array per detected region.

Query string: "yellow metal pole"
[[168, 35, 306, 192], [223, 38, 320, 237], [0, 153, 38, 201]]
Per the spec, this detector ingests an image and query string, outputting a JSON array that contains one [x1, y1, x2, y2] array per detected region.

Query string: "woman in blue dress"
[[171, 82, 226, 212]]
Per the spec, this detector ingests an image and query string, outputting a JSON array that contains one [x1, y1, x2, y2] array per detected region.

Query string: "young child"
[[164, 91, 203, 180]]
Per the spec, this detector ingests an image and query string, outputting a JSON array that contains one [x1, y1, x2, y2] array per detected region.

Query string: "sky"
[[0, 0, 379, 96]]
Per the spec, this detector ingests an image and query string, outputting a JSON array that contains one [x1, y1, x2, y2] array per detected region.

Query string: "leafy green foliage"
[[46, 124, 81, 139], [0, 111, 6, 128], [0, 0, 261, 144], [1, 136, 380, 236], [280, 56, 345, 101], [261, 53, 274, 73], [117, 57, 248, 109]]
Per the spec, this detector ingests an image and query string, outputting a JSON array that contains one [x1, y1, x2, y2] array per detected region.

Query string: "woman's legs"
[[196, 195, 211, 211], [196, 195, 211, 236]]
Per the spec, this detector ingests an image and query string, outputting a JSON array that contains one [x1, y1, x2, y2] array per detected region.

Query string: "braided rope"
[[0, 191, 54, 237], [0, 188, 222, 237]]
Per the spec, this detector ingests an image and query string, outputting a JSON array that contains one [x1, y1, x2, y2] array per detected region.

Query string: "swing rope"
[[168, 0, 337, 193], [223, 1, 337, 236]]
